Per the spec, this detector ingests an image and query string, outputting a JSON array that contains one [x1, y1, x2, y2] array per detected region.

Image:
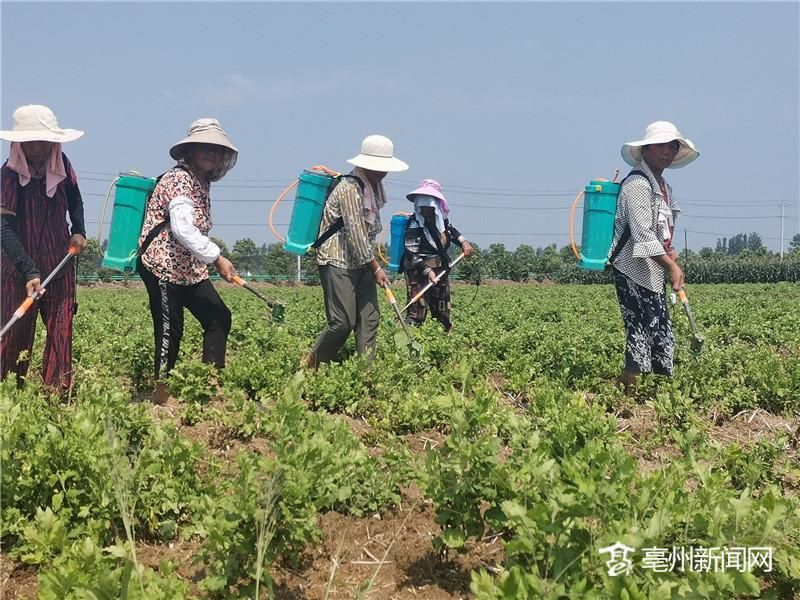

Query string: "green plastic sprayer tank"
[[578, 179, 620, 271], [101, 174, 157, 272], [284, 169, 332, 255]]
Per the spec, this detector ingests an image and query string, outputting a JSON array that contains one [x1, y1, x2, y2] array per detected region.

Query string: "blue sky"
[[2, 1, 798, 253]]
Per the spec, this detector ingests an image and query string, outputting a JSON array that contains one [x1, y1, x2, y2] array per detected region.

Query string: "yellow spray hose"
[[568, 189, 585, 261], [97, 175, 120, 245], [568, 169, 620, 261], [269, 165, 341, 245]]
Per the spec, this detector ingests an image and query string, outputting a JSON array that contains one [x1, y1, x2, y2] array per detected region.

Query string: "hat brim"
[[169, 130, 239, 161], [347, 154, 409, 173], [621, 137, 700, 169], [0, 128, 84, 143], [407, 187, 447, 203]]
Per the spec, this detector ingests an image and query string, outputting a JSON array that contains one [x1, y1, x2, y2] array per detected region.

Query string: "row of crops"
[[2, 283, 799, 598]]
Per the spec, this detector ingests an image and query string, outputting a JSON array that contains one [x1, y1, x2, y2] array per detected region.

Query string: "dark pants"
[[311, 264, 380, 364], [613, 269, 674, 376], [139, 263, 231, 380], [1, 271, 76, 390]]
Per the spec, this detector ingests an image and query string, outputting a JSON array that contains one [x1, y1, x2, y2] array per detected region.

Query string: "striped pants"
[[0, 272, 76, 391], [404, 269, 452, 332]]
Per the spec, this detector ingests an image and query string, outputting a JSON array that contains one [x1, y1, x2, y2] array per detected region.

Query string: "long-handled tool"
[[383, 286, 422, 356], [401, 252, 465, 313], [0, 246, 78, 340], [232, 275, 285, 322], [677, 288, 704, 354]]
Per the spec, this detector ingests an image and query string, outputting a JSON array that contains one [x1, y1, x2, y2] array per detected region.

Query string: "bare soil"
[[0, 498, 501, 599]]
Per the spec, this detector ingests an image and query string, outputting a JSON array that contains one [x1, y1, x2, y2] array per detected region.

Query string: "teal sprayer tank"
[[101, 174, 156, 272], [388, 214, 410, 272], [284, 169, 333, 255], [577, 179, 620, 270]]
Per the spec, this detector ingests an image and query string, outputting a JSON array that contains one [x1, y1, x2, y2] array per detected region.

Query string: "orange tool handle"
[[14, 297, 35, 318], [678, 290, 688, 303]]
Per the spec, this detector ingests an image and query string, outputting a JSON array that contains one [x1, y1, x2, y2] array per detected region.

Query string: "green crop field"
[[2, 283, 799, 599]]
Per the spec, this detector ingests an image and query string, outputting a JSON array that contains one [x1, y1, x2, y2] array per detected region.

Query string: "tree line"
[[77, 232, 800, 285]]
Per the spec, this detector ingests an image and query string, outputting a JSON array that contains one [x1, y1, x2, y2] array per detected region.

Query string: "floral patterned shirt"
[[139, 167, 213, 285]]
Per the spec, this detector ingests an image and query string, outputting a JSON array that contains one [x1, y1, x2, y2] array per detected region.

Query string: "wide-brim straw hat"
[[0, 105, 84, 143], [170, 118, 238, 181], [347, 134, 408, 172], [621, 121, 699, 169]]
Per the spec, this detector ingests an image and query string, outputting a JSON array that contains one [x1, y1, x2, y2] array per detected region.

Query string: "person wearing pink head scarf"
[[400, 179, 473, 333], [0, 105, 87, 393]]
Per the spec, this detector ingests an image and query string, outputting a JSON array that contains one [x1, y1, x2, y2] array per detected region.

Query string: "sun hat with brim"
[[621, 121, 700, 169], [169, 118, 238, 160], [347, 134, 409, 172], [170, 118, 238, 181], [0, 105, 84, 143], [407, 179, 447, 204]]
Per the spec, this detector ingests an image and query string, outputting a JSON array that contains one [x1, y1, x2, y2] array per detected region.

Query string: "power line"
[[78, 187, 795, 211], [681, 214, 784, 220], [77, 170, 798, 205], [77, 189, 798, 215]]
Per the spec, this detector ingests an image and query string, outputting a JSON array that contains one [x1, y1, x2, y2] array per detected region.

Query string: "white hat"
[[347, 134, 409, 172], [0, 105, 84, 143], [621, 121, 700, 169], [170, 118, 238, 181]]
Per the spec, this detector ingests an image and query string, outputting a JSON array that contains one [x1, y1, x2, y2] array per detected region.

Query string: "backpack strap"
[[422, 217, 451, 272], [607, 169, 651, 267], [138, 165, 191, 255], [311, 174, 366, 249]]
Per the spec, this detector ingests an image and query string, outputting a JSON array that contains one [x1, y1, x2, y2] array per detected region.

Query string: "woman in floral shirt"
[[137, 118, 239, 402]]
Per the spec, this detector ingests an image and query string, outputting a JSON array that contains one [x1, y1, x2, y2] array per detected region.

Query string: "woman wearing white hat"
[[305, 134, 408, 368], [609, 121, 700, 392], [0, 105, 88, 392], [137, 118, 240, 402]]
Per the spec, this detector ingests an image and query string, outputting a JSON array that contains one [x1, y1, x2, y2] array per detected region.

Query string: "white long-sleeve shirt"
[[169, 196, 220, 264]]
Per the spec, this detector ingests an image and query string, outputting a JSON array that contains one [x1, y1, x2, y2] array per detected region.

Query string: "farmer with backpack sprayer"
[[609, 121, 700, 394], [303, 135, 409, 368], [399, 179, 473, 333], [0, 105, 87, 393], [136, 118, 241, 404]]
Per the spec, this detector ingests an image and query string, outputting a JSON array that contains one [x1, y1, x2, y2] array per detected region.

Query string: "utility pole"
[[779, 202, 785, 259], [296, 255, 301, 284], [684, 229, 688, 279], [684, 228, 688, 261]]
